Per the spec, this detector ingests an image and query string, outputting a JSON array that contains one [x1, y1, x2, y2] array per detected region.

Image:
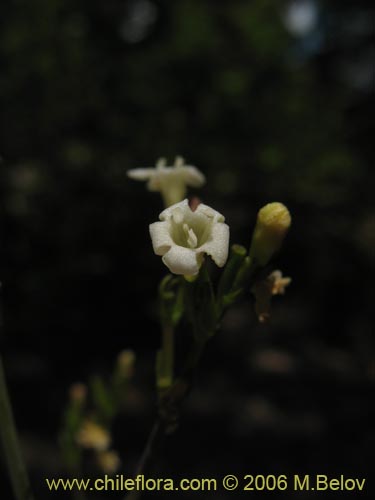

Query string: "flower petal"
[[149, 221, 173, 256], [180, 166, 206, 187], [199, 222, 230, 267], [162, 246, 200, 275], [127, 168, 155, 181], [159, 199, 190, 221], [195, 202, 225, 222], [159, 179, 186, 207]]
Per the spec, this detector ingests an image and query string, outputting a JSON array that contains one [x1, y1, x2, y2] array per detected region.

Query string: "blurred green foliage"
[[0, 0, 373, 496]]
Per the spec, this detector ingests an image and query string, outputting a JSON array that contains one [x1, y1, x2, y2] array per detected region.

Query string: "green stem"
[[156, 325, 175, 391], [126, 337, 206, 500], [181, 339, 206, 377], [163, 325, 174, 383], [0, 356, 34, 500], [217, 244, 247, 302]]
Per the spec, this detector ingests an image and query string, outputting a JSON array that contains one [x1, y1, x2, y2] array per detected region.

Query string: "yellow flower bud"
[[250, 202, 291, 266]]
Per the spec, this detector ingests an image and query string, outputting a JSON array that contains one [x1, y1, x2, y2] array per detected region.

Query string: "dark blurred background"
[[0, 0, 374, 498]]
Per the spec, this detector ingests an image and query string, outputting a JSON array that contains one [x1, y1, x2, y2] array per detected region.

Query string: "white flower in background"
[[149, 199, 229, 276], [96, 450, 121, 474], [76, 420, 111, 451], [127, 156, 205, 207]]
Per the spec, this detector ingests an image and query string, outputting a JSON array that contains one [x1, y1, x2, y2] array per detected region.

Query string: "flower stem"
[[125, 420, 164, 500], [156, 325, 175, 391], [126, 334, 207, 500], [135, 420, 163, 477], [163, 325, 174, 385], [0, 356, 34, 500]]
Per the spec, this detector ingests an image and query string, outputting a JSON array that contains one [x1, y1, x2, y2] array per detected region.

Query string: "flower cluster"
[[128, 157, 291, 285], [56, 155, 292, 483]]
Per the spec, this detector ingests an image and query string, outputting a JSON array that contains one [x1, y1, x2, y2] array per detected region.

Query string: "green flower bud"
[[249, 202, 291, 266]]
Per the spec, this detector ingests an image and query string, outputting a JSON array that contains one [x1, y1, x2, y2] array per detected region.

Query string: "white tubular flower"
[[149, 199, 230, 276], [127, 156, 205, 207]]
